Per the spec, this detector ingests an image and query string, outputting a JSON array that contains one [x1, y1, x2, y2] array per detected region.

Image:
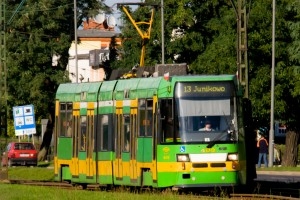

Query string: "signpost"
[[13, 104, 36, 143]]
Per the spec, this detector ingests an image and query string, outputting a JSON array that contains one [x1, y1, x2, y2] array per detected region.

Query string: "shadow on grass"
[[37, 161, 53, 168]]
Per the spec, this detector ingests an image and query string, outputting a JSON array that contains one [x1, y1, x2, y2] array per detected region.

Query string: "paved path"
[[257, 170, 300, 176], [256, 170, 300, 183]]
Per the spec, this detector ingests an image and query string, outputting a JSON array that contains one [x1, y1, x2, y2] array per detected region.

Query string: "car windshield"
[[14, 143, 35, 150]]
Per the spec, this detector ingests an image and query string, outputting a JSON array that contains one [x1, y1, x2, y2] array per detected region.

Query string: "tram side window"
[[138, 99, 153, 137], [123, 115, 130, 152], [59, 103, 73, 137], [101, 115, 109, 151], [80, 116, 87, 151], [146, 100, 153, 136]]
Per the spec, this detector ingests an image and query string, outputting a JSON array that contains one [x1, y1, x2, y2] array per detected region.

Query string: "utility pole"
[[74, 0, 78, 83], [0, 0, 7, 136], [230, 0, 249, 97], [161, 0, 165, 64], [269, 0, 276, 168], [237, 0, 249, 98]]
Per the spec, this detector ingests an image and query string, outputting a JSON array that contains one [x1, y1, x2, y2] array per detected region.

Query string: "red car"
[[1, 142, 38, 167]]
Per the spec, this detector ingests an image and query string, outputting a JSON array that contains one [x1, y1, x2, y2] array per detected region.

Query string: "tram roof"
[[56, 74, 238, 102], [98, 80, 118, 101], [114, 77, 164, 100], [55, 82, 77, 101], [56, 82, 102, 102], [75, 82, 102, 102]]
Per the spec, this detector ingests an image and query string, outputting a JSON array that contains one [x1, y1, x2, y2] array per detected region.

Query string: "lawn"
[[0, 184, 212, 200], [6, 166, 54, 181]]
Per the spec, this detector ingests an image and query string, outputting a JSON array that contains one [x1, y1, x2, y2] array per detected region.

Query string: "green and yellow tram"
[[54, 74, 256, 189]]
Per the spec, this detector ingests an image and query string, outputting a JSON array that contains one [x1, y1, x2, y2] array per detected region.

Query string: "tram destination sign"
[[13, 104, 36, 136], [175, 81, 233, 97]]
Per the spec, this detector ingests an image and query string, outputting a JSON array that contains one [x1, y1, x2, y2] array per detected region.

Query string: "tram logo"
[[163, 147, 170, 153], [163, 147, 170, 160]]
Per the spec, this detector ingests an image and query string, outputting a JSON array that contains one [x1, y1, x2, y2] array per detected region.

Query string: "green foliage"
[[4, 0, 300, 162], [248, 0, 300, 128], [287, 1, 300, 99], [7, 119, 15, 138], [121, 0, 299, 129], [5, 0, 105, 136], [114, 0, 300, 134], [5, 0, 300, 132]]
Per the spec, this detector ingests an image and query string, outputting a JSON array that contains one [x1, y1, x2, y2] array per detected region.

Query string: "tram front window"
[[176, 98, 237, 143]]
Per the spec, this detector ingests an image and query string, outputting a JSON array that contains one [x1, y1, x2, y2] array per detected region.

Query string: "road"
[[256, 170, 300, 183]]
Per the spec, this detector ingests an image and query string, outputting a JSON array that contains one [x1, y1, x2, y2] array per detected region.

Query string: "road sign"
[[13, 104, 36, 136]]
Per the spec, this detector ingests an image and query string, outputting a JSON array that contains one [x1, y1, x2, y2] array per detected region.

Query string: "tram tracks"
[[4, 179, 73, 188], [230, 194, 298, 199], [2, 179, 300, 199]]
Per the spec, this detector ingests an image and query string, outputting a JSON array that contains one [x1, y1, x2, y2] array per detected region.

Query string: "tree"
[[283, 0, 300, 166], [248, 0, 300, 166], [6, 0, 107, 159], [114, 0, 237, 73], [116, 0, 300, 166]]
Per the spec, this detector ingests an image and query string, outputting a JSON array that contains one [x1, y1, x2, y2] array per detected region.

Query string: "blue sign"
[[180, 146, 185, 153], [13, 104, 36, 136]]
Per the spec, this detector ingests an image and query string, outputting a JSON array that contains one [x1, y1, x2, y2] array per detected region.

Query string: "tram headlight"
[[177, 154, 190, 162], [227, 153, 238, 161]]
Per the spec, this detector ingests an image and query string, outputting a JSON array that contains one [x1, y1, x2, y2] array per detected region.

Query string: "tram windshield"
[[166, 81, 238, 143], [175, 97, 237, 143]]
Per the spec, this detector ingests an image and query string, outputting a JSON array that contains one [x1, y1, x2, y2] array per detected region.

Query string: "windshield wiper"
[[206, 112, 235, 148], [206, 130, 233, 148]]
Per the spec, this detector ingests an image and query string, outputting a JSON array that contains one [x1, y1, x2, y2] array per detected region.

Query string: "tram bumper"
[[172, 171, 239, 188]]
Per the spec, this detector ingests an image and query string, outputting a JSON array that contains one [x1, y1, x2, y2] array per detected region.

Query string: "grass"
[[0, 184, 218, 200], [6, 167, 54, 181], [1, 162, 54, 181]]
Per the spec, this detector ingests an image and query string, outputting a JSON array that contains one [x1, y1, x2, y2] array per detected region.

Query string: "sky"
[[105, 0, 142, 7], [104, 0, 141, 31]]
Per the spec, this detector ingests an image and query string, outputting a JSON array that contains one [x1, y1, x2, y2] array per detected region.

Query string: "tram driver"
[[199, 121, 214, 131]]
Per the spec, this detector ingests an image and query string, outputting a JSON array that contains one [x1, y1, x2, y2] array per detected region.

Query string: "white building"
[[67, 19, 121, 83]]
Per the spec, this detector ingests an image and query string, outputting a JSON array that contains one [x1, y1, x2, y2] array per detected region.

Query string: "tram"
[[54, 74, 256, 189]]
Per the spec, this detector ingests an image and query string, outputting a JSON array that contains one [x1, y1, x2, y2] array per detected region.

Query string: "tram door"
[[72, 109, 79, 177], [78, 108, 94, 178], [122, 114, 131, 178], [78, 115, 87, 176], [138, 99, 154, 156], [115, 101, 135, 181], [114, 106, 123, 179], [86, 109, 94, 177], [137, 98, 155, 184], [130, 101, 138, 181]]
